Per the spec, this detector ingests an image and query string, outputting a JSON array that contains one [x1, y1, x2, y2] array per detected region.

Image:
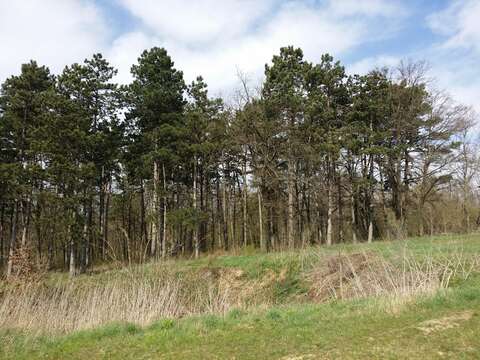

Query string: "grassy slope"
[[1, 234, 480, 359]]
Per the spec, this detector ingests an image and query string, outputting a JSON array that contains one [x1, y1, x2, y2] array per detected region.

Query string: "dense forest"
[[0, 46, 478, 277]]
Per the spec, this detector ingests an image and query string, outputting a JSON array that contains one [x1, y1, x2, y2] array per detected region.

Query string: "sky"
[[0, 0, 479, 113]]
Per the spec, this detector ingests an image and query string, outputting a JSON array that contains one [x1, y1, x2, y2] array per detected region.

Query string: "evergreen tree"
[[127, 47, 186, 258], [0, 61, 55, 276]]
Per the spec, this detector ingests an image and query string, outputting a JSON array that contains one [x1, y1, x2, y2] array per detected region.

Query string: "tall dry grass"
[[307, 248, 479, 312], [0, 248, 478, 334], [0, 266, 272, 334]]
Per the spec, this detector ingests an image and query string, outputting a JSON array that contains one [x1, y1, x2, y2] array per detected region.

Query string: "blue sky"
[[1, 0, 479, 113]]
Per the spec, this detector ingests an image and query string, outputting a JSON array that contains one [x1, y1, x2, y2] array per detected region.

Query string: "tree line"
[[0, 46, 478, 277]]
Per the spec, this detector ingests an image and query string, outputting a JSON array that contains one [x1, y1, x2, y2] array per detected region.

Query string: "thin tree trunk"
[[193, 156, 199, 258], [242, 148, 248, 248], [80, 204, 89, 273], [418, 201, 425, 237], [222, 181, 228, 250], [367, 154, 375, 243], [151, 160, 159, 257], [351, 192, 357, 243], [231, 184, 236, 249], [215, 179, 222, 250], [162, 164, 167, 259], [20, 197, 31, 248], [140, 180, 147, 261], [337, 172, 344, 243], [6, 201, 19, 278], [326, 184, 333, 246], [99, 166, 105, 260], [287, 159, 294, 248], [268, 203, 275, 250], [69, 239, 76, 277], [379, 167, 390, 240], [367, 219, 374, 243], [69, 210, 77, 277], [102, 182, 110, 260], [258, 190, 265, 251], [0, 205, 4, 268]]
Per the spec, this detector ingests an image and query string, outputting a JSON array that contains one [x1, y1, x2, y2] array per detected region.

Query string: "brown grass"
[[306, 249, 478, 311], [0, 247, 478, 334], [0, 265, 277, 334]]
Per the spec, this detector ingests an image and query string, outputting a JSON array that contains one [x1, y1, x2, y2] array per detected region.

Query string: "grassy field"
[[1, 234, 480, 359]]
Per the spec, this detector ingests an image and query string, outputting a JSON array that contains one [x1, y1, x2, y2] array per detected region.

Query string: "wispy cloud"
[[118, 0, 276, 46], [348, 55, 401, 75], [425, 0, 480, 114], [427, 0, 480, 53], [325, 0, 406, 17]]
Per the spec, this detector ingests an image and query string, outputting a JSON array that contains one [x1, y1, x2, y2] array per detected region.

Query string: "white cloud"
[[118, 0, 276, 45], [425, 1, 480, 115], [326, 0, 405, 17], [427, 0, 480, 53], [112, 0, 401, 96], [348, 55, 400, 75], [0, 0, 109, 81], [107, 32, 160, 85], [0, 0, 408, 100], [428, 58, 480, 116]]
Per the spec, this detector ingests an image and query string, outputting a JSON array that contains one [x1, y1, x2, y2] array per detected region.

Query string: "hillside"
[[1, 234, 480, 359]]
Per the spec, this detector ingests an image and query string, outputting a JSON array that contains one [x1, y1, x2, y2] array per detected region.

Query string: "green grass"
[[1, 233, 480, 359], [37, 233, 480, 289], [2, 277, 479, 359]]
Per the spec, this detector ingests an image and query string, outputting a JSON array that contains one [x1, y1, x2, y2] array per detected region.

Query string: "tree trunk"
[[80, 204, 89, 273], [69, 211, 77, 277], [367, 154, 375, 243], [367, 199, 374, 243], [268, 203, 275, 250], [99, 166, 105, 260], [337, 172, 344, 243], [242, 148, 248, 248], [140, 180, 147, 261], [379, 167, 390, 240], [418, 201, 425, 237], [151, 160, 160, 257], [287, 159, 294, 248], [367, 219, 374, 243], [6, 201, 19, 278], [222, 181, 228, 250], [258, 190, 265, 251], [351, 192, 357, 243], [0, 205, 4, 268], [103, 183, 110, 261], [193, 156, 199, 258], [326, 184, 333, 246], [162, 164, 167, 259], [20, 197, 31, 248], [69, 238, 76, 277]]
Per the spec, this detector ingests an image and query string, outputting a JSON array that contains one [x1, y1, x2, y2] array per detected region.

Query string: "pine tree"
[[0, 61, 55, 277], [128, 47, 186, 259]]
